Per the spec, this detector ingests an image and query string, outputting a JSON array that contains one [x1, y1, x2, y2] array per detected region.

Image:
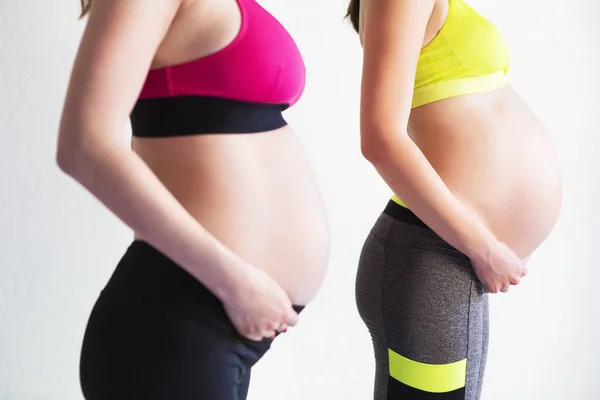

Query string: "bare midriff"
[[132, 126, 329, 305], [407, 84, 562, 259]]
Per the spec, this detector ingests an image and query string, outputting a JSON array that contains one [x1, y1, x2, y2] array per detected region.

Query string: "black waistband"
[[383, 200, 432, 231], [104, 240, 304, 314], [130, 96, 289, 137]]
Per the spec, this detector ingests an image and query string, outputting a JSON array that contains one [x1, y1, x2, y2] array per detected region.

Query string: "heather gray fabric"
[[356, 211, 489, 400]]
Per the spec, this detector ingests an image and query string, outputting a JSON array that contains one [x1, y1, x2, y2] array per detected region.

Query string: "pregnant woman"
[[347, 0, 561, 399], [56, 0, 329, 398]]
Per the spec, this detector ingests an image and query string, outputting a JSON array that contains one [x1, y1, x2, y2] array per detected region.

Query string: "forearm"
[[57, 139, 248, 302], [363, 133, 495, 261]]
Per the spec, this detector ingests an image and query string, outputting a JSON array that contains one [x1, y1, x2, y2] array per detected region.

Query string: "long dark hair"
[[346, 0, 360, 33], [80, 0, 91, 18]]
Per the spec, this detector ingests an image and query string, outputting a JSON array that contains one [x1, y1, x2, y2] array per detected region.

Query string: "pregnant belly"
[[409, 87, 563, 258], [182, 193, 330, 306], [133, 127, 330, 305]]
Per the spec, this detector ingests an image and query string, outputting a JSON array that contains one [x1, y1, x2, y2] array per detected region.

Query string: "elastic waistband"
[[103, 240, 217, 304], [384, 200, 432, 231], [104, 241, 304, 314], [381, 200, 471, 263]]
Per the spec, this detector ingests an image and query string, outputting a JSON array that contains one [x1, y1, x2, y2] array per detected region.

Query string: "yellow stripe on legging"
[[388, 349, 467, 393], [391, 195, 408, 208]]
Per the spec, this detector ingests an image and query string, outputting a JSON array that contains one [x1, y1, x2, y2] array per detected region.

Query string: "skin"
[[357, 0, 562, 293], [56, 0, 329, 341]]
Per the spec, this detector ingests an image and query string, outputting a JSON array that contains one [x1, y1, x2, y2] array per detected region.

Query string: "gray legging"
[[356, 200, 489, 400]]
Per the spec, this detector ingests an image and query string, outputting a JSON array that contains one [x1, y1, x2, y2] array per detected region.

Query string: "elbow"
[[56, 113, 122, 176], [56, 141, 77, 175], [56, 129, 123, 181], [56, 117, 84, 174], [56, 143, 77, 175], [360, 125, 384, 162], [360, 127, 407, 164], [361, 138, 382, 163], [55, 130, 98, 177], [55, 130, 87, 176]]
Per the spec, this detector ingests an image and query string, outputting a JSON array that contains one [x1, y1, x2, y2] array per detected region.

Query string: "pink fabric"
[[139, 0, 306, 107]]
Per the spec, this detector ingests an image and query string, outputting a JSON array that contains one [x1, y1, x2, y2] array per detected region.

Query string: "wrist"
[[459, 217, 496, 264], [209, 249, 254, 304], [180, 237, 253, 304]]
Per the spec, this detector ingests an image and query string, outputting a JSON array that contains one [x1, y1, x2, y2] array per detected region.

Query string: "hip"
[[80, 241, 305, 398], [360, 201, 478, 283], [356, 201, 485, 320]]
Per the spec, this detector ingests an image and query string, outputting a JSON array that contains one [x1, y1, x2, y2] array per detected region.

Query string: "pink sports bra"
[[130, 0, 306, 137]]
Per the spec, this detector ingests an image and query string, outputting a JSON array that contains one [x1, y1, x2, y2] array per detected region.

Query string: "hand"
[[469, 239, 528, 294], [222, 266, 299, 341]]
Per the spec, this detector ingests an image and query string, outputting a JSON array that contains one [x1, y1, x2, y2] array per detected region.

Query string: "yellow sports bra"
[[412, 0, 510, 109], [392, 0, 510, 207]]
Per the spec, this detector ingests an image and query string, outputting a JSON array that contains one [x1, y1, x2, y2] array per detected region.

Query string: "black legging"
[[80, 240, 303, 399]]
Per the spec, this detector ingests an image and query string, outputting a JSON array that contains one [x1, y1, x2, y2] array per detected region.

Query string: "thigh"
[[80, 292, 270, 400], [382, 243, 488, 400]]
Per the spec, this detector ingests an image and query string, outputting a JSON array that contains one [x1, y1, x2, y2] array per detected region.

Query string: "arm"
[[358, 0, 524, 287], [57, 0, 252, 303]]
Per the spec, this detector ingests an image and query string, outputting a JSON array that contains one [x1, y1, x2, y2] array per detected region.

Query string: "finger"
[[267, 320, 286, 333], [241, 325, 264, 342], [262, 330, 276, 340], [487, 286, 498, 294], [284, 308, 300, 327], [500, 286, 509, 293], [510, 276, 520, 285]]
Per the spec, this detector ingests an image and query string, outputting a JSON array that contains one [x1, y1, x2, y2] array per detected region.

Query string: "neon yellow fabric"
[[391, 194, 407, 208], [412, 0, 510, 109], [392, 0, 509, 206], [388, 348, 467, 393]]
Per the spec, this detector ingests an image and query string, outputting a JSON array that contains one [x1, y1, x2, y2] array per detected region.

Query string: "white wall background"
[[0, 0, 598, 399]]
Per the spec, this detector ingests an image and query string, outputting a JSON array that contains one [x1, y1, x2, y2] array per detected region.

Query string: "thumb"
[[285, 307, 300, 327]]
